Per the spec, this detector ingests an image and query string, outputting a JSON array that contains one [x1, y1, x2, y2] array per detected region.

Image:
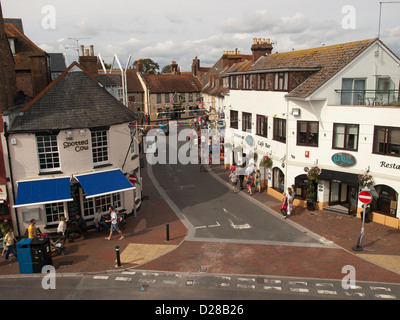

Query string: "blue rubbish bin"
[[16, 238, 52, 274]]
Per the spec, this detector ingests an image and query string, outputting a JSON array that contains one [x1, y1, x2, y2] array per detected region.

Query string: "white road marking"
[[290, 288, 309, 293], [93, 275, 109, 280], [115, 277, 131, 282]]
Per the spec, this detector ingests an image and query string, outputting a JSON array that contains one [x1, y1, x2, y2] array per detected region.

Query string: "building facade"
[[223, 38, 400, 228], [2, 62, 141, 236]]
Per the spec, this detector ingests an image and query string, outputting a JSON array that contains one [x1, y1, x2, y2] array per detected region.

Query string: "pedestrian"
[[105, 206, 124, 240], [4, 228, 17, 261], [94, 208, 108, 232], [246, 173, 253, 195], [255, 170, 261, 193], [286, 187, 294, 216], [229, 169, 238, 193], [28, 219, 39, 238], [281, 193, 288, 219], [57, 216, 67, 237]]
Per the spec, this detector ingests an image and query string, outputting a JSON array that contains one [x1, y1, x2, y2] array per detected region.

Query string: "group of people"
[[55, 206, 124, 241], [229, 163, 262, 195]]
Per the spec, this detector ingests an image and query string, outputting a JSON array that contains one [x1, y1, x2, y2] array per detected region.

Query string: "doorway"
[[329, 182, 357, 215]]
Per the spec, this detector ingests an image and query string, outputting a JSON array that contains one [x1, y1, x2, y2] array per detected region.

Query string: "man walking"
[[105, 206, 124, 240]]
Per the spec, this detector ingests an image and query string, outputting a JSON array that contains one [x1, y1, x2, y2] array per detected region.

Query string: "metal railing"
[[335, 89, 400, 106]]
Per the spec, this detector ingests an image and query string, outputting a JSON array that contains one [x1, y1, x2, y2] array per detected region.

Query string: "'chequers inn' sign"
[[332, 153, 356, 167]]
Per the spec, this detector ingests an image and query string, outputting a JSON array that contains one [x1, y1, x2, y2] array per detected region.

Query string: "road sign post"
[[353, 190, 372, 251]]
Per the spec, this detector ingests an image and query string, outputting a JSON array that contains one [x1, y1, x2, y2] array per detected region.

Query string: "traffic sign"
[[358, 190, 372, 204], [128, 173, 137, 185]]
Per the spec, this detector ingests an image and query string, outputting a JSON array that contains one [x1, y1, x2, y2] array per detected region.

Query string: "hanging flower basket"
[[358, 171, 374, 189], [307, 166, 321, 183], [259, 156, 273, 168]]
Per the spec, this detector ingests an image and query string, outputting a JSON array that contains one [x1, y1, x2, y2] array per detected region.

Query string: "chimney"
[[136, 60, 143, 73], [171, 61, 179, 74], [192, 56, 200, 77], [251, 37, 273, 63], [79, 45, 98, 74]]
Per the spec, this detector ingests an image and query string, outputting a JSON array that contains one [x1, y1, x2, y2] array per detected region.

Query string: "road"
[[150, 131, 332, 248], [1, 269, 399, 301]]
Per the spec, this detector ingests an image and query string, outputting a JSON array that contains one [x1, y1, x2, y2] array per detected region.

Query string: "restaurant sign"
[[332, 152, 356, 167]]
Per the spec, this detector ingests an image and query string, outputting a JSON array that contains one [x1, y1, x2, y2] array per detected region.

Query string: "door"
[[348, 186, 358, 215]]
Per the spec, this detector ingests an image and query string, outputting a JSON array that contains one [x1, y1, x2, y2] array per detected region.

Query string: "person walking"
[[255, 170, 261, 193], [246, 173, 253, 195], [105, 206, 124, 240], [229, 169, 239, 193], [286, 187, 294, 216], [281, 193, 288, 219], [4, 228, 17, 261]]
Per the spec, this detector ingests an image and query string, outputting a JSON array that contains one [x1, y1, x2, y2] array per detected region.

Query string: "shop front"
[[319, 169, 359, 215]]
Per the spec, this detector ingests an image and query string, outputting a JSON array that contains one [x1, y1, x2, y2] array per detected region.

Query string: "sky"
[[2, 0, 400, 72]]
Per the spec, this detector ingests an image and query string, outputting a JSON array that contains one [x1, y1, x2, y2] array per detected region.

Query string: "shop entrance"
[[329, 181, 358, 215]]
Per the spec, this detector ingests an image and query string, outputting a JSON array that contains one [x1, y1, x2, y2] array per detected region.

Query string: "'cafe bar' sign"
[[332, 153, 356, 167]]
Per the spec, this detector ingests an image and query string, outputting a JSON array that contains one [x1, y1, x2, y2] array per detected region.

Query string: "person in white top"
[[286, 187, 294, 216], [105, 206, 124, 240]]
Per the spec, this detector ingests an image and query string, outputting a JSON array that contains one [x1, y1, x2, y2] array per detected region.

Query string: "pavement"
[[1, 159, 400, 285]]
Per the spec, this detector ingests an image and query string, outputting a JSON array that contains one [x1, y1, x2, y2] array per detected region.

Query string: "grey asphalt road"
[[149, 133, 331, 247]]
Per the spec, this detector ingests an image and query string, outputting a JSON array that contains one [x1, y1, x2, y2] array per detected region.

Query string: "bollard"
[[166, 224, 170, 242], [115, 246, 121, 267]]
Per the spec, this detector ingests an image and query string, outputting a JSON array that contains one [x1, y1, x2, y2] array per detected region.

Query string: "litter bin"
[[16, 238, 52, 274]]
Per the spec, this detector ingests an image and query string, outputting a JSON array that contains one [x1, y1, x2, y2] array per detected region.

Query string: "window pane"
[[388, 128, 400, 156]]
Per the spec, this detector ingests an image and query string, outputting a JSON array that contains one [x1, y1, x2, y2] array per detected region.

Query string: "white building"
[[223, 38, 400, 228], [2, 62, 142, 236]]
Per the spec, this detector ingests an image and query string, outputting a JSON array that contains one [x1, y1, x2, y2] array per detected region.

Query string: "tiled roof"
[[250, 38, 378, 98], [8, 62, 137, 133], [142, 73, 202, 93], [126, 70, 144, 93]]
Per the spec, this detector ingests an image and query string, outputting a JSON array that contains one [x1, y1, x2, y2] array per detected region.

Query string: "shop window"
[[371, 185, 398, 217], [373, 126, 400, 157], [45, 202, 65, 225], [297, 121, 319, 147], [272, 167, 285, 192], [82, 190, 122, 217], [333, 123, 359, 151], [294, 175, 308, 199]]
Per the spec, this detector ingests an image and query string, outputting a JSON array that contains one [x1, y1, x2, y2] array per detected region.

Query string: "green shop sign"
[[331, 153, 356, 167]]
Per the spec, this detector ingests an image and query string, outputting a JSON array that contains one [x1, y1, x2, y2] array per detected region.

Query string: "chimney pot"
[[80, 45, 84, 56], [90, 45, 94, 56]]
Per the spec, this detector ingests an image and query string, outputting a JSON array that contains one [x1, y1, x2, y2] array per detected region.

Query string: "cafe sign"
[[332, 152, 356, 167]]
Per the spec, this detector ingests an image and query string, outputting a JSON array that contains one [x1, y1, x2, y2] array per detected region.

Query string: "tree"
[[132, 58, 160, 73], [161, 64, 171, 74]]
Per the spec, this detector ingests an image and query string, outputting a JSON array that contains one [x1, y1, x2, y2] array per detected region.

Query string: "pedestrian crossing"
[[91, 269, 399, 300]]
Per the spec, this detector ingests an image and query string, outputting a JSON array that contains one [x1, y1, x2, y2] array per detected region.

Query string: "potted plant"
[[259, 155, 273, 169], [358, 171, 374, 189], [306, 166, 321, 210]]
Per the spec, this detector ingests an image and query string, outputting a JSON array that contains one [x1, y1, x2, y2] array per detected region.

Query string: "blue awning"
[[14, 177, 73, 208], [75, 169, 134, 199]]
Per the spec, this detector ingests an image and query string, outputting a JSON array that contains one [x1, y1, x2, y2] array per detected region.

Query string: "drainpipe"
[[3, 122, 20, 236]]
